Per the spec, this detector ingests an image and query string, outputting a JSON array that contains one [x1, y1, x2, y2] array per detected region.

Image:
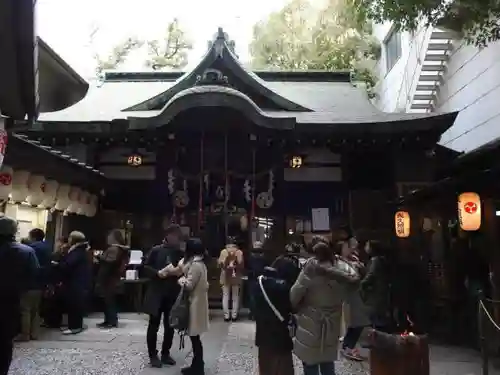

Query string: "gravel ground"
[[9, 347, 147, 375], [215, 321, 369, 375]]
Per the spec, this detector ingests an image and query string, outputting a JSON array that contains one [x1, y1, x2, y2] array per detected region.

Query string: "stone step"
[[430, 30, 456, 40], [419, 74, 440, 82], [414, 94, 434, 101], [422, 64, 445, 72], [427, 42, 452, 51], [416, 84, 437, 91], [425, 53, 448, 61], [411, 103, 432, 110]]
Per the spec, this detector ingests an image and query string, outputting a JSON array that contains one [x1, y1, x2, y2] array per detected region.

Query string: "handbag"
[[257, 275, 297, 338]]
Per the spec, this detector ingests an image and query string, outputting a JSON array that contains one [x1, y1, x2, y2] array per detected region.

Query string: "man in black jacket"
[[0, 216, 39, 374], [142, 225, 184, 368]]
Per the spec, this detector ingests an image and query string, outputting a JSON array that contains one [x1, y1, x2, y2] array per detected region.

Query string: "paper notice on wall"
[[311, 208, 330, 232]]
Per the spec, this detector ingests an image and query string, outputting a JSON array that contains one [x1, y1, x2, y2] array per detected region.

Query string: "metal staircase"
[[409, 29, 455, 113]]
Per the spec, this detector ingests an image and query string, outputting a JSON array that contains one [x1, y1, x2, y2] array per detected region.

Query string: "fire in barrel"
[[367, 328, 429, 375]]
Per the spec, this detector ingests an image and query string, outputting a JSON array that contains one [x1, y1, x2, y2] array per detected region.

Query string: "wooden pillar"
[[483, 198, 499, 303]]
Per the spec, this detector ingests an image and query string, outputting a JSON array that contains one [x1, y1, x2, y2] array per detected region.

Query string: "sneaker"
[[14, 334, 30, 342], [97, 322, 118, 329], [149, 355, 162, 368], [231, 315, 238, 322], [61, 328, 83, 335], [339, 336, 344, 342], [160, 354, 176, 366], [341, 348, 364, 361], [224, 315, 231, 322]]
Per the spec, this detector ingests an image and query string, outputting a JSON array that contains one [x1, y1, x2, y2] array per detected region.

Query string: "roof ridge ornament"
[[206, 27, 237, 59], [195, 68, 229, 86]]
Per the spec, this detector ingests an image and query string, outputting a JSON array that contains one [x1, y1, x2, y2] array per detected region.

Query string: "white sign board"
[[311, 208, 330, 231]]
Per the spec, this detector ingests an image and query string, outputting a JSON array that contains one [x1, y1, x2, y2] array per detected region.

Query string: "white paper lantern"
[[26, 174, 46, 207], [66, 187, 82, 214], [54, 184, 71, 211], [77, 191, 90, 215], [0, 165, 13, 201], [11, 170, 31, 203], [40, 180, 59, 208], [86, 195, 98, 217]]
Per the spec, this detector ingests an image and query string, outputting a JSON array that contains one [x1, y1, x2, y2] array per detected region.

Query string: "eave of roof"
[[38, 38, 88, 89], [9, 133, 104, 176], [5, 134, 106, 188]]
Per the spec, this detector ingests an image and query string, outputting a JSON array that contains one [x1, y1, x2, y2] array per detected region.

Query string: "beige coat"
[[180, 256, 210, 336], [290, 261, 345, 365], [218, 246, 244, 286]]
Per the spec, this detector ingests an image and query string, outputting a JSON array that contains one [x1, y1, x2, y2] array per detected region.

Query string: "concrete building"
[[374, 23, 500, 152]]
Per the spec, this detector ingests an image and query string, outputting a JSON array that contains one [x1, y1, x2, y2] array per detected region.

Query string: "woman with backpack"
[[177, 238, 209, 375]]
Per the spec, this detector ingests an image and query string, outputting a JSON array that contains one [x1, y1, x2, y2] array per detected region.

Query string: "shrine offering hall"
[[23, 28, 458, 252]]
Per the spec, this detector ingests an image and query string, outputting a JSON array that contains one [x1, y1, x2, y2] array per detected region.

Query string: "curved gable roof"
[[124, 28, 310, 113]]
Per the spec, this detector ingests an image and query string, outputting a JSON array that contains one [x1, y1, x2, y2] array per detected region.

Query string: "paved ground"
[[8, 312, 499, 375]]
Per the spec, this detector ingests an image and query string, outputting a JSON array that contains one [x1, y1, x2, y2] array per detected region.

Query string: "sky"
[[37, 0, 291, 80]]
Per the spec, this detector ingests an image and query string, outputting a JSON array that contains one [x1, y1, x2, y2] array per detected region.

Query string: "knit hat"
[[0, 215, 18, 236]]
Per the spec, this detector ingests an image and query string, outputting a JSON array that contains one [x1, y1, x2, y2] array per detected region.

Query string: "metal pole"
[[224, 132, 228, 241], [478, 290, 489, 375]]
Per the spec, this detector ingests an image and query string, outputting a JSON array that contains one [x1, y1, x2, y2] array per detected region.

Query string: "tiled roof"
[[38, 78, 452, 126], [35, 27, 456, 133]]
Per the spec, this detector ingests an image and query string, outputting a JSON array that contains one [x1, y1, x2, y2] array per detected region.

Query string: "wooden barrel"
[[370, 334, 429, 375]]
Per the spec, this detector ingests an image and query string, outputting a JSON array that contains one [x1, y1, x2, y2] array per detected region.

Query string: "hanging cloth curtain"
[[251, 148, 256, 221], [198, 133, 204, 231]]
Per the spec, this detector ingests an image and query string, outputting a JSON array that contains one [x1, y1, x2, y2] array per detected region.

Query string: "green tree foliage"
[[94, 37, 144, 76], [144, 18, 193, 70], [249, 0, 381, 94], [351, 0, 500, 47], [92, 19, 192, 76]]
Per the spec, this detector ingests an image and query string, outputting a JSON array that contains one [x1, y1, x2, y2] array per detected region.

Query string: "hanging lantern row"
[[394, 192, 482, 237], [0, 165, 98, 217]]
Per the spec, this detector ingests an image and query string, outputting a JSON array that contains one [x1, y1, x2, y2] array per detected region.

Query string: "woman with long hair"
[[338, 239, 370, 361], [178, 238, 209, 375], [217, 237, 244, 321], [360, 240, 392, 332], [95, 230, 130, 328], [291, 242, 359, 375], [254, 255, 301, 375]]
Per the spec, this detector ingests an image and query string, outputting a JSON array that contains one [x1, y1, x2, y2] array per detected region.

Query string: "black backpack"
[[169, 286, 190, 349]]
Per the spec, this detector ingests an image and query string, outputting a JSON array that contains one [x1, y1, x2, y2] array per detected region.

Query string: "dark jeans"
[[190, 335, 204, 366], [302, 361, 335, 375], [0, 334, 13, 375], [146, 296, 175, 358], [103, 293, 118, 325], [248, 280, 258, 317], [342, 326, 364, 350], [67, 296, 85, 330]]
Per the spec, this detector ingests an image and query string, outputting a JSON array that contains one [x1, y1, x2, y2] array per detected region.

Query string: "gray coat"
[[290, 259, 348, 365]]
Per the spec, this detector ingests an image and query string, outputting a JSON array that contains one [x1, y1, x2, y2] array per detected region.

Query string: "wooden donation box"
[[368, 329, 429, 375]]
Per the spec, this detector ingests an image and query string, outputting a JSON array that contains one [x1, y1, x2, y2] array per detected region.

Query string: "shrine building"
[[17, 28, 459, 253]]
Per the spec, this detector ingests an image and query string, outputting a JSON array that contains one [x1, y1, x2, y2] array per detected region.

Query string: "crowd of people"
[[1, 213, 429, 375]]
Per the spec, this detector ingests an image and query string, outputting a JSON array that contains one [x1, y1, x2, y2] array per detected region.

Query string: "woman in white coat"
[[178, 238, 210, 375]]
